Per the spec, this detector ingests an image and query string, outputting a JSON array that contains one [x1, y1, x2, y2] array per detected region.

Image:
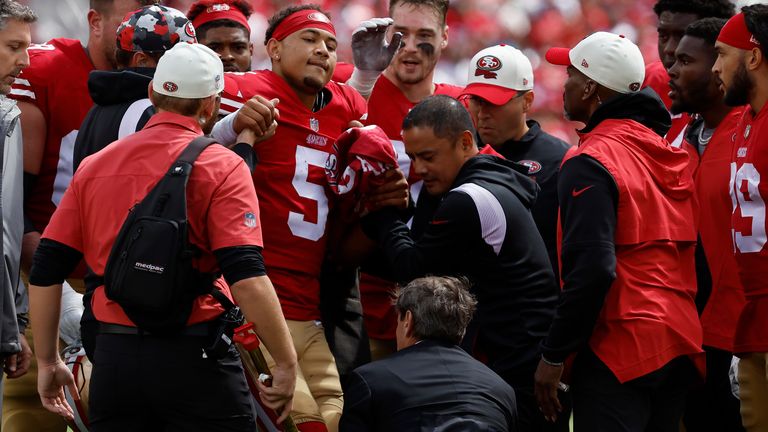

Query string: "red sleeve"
[[346, 84, 368, 122], [9, 43, 55, 107], [206, 159, 264, 250], [219, 73, 246, 115], [41, 177, 83, 252]]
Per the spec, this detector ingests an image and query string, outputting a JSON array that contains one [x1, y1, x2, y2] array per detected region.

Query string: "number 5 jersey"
[[219, 70, 367, 321]]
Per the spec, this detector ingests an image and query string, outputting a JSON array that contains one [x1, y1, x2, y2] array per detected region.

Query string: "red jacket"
[[568, 118, 704, 382]]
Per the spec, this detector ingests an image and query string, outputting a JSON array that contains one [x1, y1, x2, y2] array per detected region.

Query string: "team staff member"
[[27, 42, 297, 432], [461, 44, 570, 283], [212, 5, 367, 431], [536, 32, 703, 431], [713, 7, 768, 430], [0, 0, 35, 414], [345, 0, 464, 360], [668, 18, 746, 431], [5, 1, 156, 430], [361, 95, 558, 432], [340, 276, 517, 432], [644, 0, 733, 146], [187, 0, 254, 73]]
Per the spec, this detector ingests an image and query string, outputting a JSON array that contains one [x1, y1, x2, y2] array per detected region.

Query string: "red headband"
[[271, 9, 336, 41], [718, 13, 760, 51], [191, 3, 250, 34]]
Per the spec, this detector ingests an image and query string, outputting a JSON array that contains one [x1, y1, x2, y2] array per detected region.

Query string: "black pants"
[[572, 350, 695, 432], [88, 333, 255, 432], [683, 346, 745, 432], [515, 386, 572, 432]]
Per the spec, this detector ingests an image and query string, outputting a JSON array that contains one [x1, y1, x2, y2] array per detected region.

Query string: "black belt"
[[97, 322, 213, 337]]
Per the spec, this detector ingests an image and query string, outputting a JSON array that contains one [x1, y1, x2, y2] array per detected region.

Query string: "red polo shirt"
[[43, 112, 263, 326]]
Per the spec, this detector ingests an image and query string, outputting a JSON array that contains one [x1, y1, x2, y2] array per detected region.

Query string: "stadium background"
[[19, 0, 762, 143]]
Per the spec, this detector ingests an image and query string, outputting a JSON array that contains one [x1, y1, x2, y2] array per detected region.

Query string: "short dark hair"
[[264, 4, 331, 45], [151, 90, 207, 116], [395, 276, 477, 345], [684, 17, 728, 46], [389, 0, 449, 26], [652, 0, 734, 20], [0, 0, 36, 30], [187, 0, 252, 39], [743, 4, 768, 59], [90, 0, 159, 15], [115, 48, 163, 69], [403, 95, 475, 143]]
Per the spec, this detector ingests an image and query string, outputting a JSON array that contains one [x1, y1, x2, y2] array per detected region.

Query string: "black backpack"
[[103, 136, 224, 334]]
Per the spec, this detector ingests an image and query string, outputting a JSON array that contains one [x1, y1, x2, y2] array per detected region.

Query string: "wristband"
[[347, 68, 381, 98], [541, 355, 564, 367]]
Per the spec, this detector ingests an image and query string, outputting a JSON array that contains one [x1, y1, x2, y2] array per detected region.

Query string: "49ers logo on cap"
[[475, 55, 502, 79], [629, 82, 640, 91], [307, 12, 331, 23], [163, 81, 178, 93], [184, 21, 196, 38]]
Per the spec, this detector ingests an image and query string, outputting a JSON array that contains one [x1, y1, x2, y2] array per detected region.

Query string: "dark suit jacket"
[[339, 340, 517, 431]]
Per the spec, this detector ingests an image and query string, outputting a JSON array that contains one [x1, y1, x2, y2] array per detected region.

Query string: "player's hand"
[[234, 96, 280, 137], [534, 358, 564, 423], [4, 333, 32, 378], [367, 168, 409, 211], [256, 362, 296, 423], [352, 17, 403, 72], [37, 358, 77, 421], [348, 120, 364, 129], [235, 121, 278, 147]]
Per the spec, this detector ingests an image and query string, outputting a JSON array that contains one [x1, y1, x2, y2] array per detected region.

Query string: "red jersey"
[[43, 113, 262, 326], [688, 109, 746, 352], [221, 70, 367, 321], [730, 103, 768, 353], [643, 61, 691, 147], [360, 75, 463, 340], [570, 119, 703, 382], [9, 38, 94, 232]]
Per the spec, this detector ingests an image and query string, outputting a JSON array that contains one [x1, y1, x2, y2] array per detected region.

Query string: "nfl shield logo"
[[244, 212, 257, 228], [310, 118, 320, 132]]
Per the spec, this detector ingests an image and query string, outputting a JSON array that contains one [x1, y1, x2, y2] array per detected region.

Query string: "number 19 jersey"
[[731, 103, 768, 353], [221, 70, 367, 321]]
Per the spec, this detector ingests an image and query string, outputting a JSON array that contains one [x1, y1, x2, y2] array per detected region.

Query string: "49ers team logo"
[[519, 160, 542, 175], [475, 55, 502, 79], [163, 81, 178, 93], [308, 12, 331, 23]]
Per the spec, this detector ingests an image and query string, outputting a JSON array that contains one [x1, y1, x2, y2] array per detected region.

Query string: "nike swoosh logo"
[[571, 185, 594, 197]]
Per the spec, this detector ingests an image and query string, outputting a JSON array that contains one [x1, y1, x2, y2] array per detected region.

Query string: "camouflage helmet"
[[116, 5, 197, 53]]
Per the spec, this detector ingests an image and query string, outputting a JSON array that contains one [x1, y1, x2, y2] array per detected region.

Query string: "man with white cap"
[[27, 42, 297, 431], [534, 32, 703, 431], [461, 44, 570, 284]]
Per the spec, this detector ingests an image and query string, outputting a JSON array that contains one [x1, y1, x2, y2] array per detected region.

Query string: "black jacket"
[[362, 155, 559, 386], [73, 68, 156, 172], [480, 119, 571, 282], [340, 340, 517, 432]]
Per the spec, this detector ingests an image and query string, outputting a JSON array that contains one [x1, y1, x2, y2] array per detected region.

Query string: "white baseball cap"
[[461, 44, 534, 106], [545, 31, 645, 94], [152, 42, 224, 99]]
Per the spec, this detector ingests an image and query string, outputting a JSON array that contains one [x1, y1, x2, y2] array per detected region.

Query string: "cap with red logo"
[[545, 31, 645, 94], [117, 4, 197, 53], [153, 43, 224, 99], [461, 44, 534, 106]]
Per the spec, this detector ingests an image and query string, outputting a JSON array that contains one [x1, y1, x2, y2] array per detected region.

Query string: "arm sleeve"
[[540, 155, 618, 363], [28, 238, 83, 286], [230, 143, 256, 172], [214, 245, 266, 286], [360, 192, 477, 284], [338, 370, 374, 432], [23, 172, 37, 233]]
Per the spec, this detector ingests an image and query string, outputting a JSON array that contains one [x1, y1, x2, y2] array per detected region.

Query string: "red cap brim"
[[545, 47, 572, 66], [460, 83, 520, 106]]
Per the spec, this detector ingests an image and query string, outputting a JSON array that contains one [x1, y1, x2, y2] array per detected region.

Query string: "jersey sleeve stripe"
[[9, 89, 35, 100], [13, 78, 31, 87]]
